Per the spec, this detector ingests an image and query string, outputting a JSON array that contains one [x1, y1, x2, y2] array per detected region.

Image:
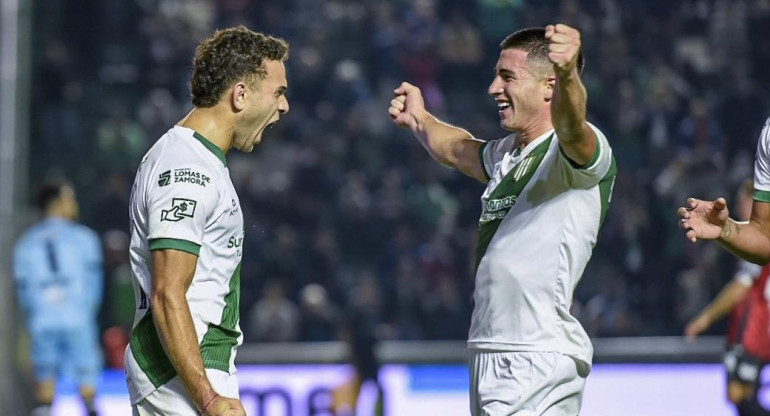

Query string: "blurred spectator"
[[95, 105, 149, 173], [420, 278, 469, 340], [92, 172, 132, 235], [247, 279, 300, 343], [298, 284, 341, 342]]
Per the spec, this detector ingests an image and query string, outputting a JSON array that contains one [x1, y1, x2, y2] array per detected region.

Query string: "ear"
[[544, 75, 556, 102], [231, 81, 249, 111]]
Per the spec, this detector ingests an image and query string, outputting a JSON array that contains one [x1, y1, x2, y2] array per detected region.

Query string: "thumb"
[[394, 81, 416, 96], [713, 197, 727, 212]]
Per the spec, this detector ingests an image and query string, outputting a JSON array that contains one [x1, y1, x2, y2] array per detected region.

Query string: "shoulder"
[[482, 134, 517, 158], [148, 129, 203, 165], [13, 223, 44, 258], [14, 228, 36, 250], [145, 141, 222, 196], [759, 116, 770, 143], [156, 132, 222, 175], [73, 224, 101, 244]]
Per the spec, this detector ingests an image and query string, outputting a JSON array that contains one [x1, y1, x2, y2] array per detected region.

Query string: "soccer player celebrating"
[[390, 24, 615, 415], [684, 180, 770, 416], [126, 27, 288, 415], [14, 179, 103, 416], [680, 115, 770, 416]]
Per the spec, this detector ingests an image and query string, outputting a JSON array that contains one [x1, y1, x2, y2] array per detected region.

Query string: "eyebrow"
[[495, 68, 517, 77]]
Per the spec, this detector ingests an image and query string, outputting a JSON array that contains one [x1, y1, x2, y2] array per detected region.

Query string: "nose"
[[488, 76, 503, 97], [278, 95, 289, 114]]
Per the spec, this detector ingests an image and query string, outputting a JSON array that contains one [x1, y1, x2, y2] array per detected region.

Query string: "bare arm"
[[151, 249, 244, 415], [679, 198, 770, 265], [684, 280, 750, 339], [389, 82, 488, 183], [546, 24, 597, 166], [718, 201, 770, 264]]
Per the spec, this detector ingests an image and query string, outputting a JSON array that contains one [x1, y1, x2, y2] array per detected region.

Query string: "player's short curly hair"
[[500, 27, 585, 75], [190, 26, 289, 107]]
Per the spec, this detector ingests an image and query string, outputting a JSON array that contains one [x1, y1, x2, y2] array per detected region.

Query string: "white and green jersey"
[[469, 123, 616, 368], [754, 117, 770, 203], [126, 125, 244, 404]]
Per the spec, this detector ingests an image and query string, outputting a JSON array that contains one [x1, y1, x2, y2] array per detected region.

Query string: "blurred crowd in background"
[[26, 0, 770, 368]]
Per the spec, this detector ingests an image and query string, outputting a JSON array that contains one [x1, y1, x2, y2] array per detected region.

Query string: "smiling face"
[[488, 48, 553, 135], [232, 60, 289, 152]]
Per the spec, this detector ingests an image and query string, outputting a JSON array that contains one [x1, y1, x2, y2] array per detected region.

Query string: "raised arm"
[[545, 24, 597, 167], [150, 249, 245, 416], [389, 82, 488, 183], [678, 198, 770, 265]]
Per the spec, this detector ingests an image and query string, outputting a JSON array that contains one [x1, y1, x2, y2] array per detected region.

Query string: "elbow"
[[151, 286, 186, 311]]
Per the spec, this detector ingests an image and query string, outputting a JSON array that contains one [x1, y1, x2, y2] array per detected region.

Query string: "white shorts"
[[469, 350, 586, 416], [132, 369, 239, 416]]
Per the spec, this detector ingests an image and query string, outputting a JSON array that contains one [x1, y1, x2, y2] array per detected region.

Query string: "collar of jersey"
[[191, 130, 227, 167], [512, 129, 555, 159]]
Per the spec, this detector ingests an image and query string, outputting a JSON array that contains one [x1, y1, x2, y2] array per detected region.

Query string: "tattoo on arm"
[[721, 220, 740, 240]]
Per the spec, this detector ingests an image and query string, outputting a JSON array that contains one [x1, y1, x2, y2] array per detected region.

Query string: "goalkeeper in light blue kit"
[[13, 179, 104, 416]]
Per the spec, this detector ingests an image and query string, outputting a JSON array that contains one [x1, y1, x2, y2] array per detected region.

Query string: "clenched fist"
[[203, 395, 246, 416], [544, 24, 581, 75], [389, 81, 427, 131]]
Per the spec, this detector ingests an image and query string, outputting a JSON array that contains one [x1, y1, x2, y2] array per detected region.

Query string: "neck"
[[178, 106, 234, 154], [46, 210, 69, 220], [511, 108, 553, 147], [515, 122, 553, 148]]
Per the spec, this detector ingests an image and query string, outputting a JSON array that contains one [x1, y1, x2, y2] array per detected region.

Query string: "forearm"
[[411, 111, 475, 168], [152, 291, 216, 410], [552, 69, 587, 140], [698, 282, 749, 324], [718, 219, 770, 265], [551, 69, 596, 166]]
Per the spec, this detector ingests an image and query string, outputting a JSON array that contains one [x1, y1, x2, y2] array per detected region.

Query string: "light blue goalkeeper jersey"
[[13, 218, 103, 333]]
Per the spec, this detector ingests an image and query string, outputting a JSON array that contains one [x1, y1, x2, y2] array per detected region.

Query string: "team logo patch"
[[161, 198, 197, 222], [158, 170, 171, 187]]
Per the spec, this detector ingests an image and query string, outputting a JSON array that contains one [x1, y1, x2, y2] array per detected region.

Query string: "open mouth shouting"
[[496, 99, 512, 116]]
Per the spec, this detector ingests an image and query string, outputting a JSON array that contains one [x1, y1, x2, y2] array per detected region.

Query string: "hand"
[[684, 314, 710, 340], [544, 24, 581, 74], [389, 81, 426, 130], [202, 396, 246, 416], [678, 197, 730, 242]]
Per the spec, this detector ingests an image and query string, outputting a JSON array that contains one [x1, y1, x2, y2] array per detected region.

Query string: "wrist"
[[198, 390, 219, 414], [412, 108, 433, 128], [719, 219, 738, 241], [555, 66, 579, 80]]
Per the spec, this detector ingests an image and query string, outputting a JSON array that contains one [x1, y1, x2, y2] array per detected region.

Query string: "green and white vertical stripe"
[[129, 262, 242, 388], [476, 135, 553, 270]]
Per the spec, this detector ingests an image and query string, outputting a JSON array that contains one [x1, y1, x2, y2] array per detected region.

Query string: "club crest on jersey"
[[161, 198, 197, 222], [512, 154, 536, 182]]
